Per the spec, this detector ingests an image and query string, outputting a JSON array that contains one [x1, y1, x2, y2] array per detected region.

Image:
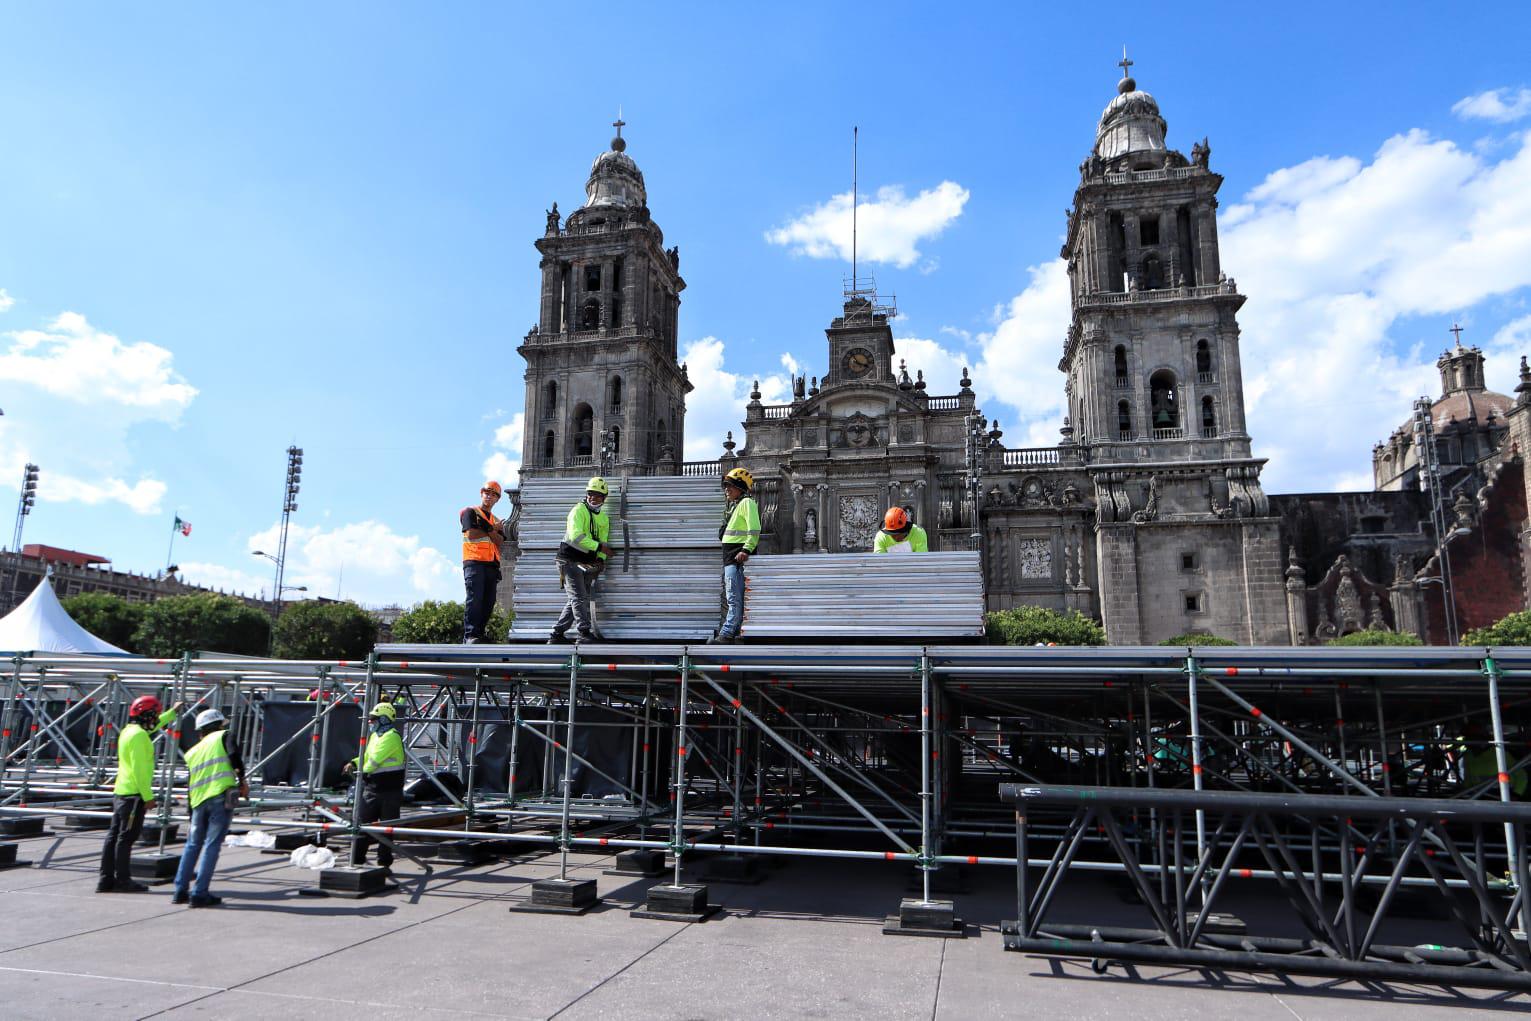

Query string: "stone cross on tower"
[[1118, 46, 1133, 78], [1450, 322, 1464, 347]]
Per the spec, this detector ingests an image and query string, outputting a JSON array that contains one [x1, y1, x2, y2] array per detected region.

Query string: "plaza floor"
[[0, 830, 1525, 1019]]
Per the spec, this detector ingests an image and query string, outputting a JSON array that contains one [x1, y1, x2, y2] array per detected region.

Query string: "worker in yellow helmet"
[[712, 467, 759, 644], [550, 477, 615, 643], [873, 507, 928, 553], [343, 702, 407, 870]]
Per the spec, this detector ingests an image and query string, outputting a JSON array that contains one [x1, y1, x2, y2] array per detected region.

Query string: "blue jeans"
[[721, 562, 745, 637], [174, 796, 232, 898]]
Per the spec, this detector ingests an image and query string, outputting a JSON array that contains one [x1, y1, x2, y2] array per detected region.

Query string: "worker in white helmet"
[[172, 708, 248, 907]]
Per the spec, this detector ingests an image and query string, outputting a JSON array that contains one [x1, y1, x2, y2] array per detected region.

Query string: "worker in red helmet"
[[873, 506, 928, 554], [97, 694, 183, 893]]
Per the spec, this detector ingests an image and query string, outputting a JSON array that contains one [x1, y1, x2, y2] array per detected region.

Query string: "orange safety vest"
[[461, 506, 502, 563]]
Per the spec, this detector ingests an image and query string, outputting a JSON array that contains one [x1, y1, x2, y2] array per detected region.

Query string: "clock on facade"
[[843, 347, 874, 378]]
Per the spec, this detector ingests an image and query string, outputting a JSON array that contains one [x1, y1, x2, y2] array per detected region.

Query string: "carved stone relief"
[[839, 495, 880, 551], [1016, 537, 1053, 580]]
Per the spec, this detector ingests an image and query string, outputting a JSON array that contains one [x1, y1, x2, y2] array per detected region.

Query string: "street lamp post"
[[6, 464, 39, 609], [252, 551, 307, 611]]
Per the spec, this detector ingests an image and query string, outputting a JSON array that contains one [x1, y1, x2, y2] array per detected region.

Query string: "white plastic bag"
[[289, 844, 336, 870], [223, 831, 277, 849]]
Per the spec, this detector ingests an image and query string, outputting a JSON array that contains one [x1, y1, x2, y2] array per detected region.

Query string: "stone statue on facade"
[[1191, 137, 1210, 168], [545, 202, 560, 235]]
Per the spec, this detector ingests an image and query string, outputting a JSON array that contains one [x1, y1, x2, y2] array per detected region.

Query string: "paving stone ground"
[[0, 830, 1524, 1019]]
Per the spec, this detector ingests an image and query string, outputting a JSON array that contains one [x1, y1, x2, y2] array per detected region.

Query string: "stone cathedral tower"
[[1060, 61, 1289, 644], [518, 121, 692, 479]]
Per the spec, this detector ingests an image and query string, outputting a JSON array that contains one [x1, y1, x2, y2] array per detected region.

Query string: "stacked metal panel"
[[741, 552, 985, 638], [509, 476, 725, 640]]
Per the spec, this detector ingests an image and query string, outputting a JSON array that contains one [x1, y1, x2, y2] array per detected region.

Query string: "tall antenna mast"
[[852, 125, 858, 289]]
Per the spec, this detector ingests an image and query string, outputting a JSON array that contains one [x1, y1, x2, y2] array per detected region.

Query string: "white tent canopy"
[[0, 575, 128, 655]]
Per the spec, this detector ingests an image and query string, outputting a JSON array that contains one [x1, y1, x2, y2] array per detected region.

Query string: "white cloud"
[[482, 411, 524, 489], [890, 335, 968, 397], [245, 519, 458, 604], [177, 561, 270, 599], [972, 260, 1074, 447], [765, 181, 970, 269], [0, 290, 13, 313], [1219, 126, 1531, 491], [780, 352, 801, 376], [680, 336, 789, 460], [1453, 87, 1531, 123], [0, 303, 195, 514]]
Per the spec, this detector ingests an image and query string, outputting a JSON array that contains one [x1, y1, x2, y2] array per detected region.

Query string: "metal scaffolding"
[[3, 642, 1530, 987]]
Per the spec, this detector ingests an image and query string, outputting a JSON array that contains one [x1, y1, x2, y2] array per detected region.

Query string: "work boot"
[[95, 879, 115, 894], [172, 889, 189, 905], [574, 630, 596, 643], [547, 631, 572, 645], [189, 894, 223, 908], [115, 880, 150, 893], [709, 633, 736, 645]]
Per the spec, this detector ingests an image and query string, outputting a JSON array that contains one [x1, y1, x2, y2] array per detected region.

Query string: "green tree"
[[273, 601, 378, 659], [1159, 633, 1238, 647], [1327, 629, 1424, 647], [133, 593, 272, 657], [985, 606, 1106, 646], [391, 600, 511, 644], [60, 592, 146, 651], [1463, 611, 1531, 647]]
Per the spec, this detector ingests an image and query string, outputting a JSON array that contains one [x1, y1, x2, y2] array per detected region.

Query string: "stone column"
[[1284, 547, 1309, 646], [1196, 201, 1220, 284], [816, 484, 829, 553], [790, 483, 804, 555]]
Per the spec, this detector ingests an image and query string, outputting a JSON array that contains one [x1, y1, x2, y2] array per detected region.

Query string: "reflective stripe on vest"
[[462, 507, 500, 562], [185, 731, 237, 808]]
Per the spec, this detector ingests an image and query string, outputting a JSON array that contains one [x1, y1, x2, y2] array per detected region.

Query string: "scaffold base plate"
[[604, 849, 666, 877], [699, 854, 764, 885], [883, 898, 966, 939], [1186, 912, 1246, 935], [312, 865, 392, 899], [508, 878, 602, 916], [138, 823, 179, 846], [61, 815, 110, 831], [631, 883, 721, 922], [0, 843, 31, 870], [0, 818, 49, 838], [129, 852, 180, 884], [268, 830, 321, 853]]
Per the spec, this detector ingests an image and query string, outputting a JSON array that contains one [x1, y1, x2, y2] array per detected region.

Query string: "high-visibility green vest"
[[720, 496, 760, 552], [874, 524, 929, 553], [112, 708, 177, 799], [359, 728, 406, 777], [564, 502, 610, 561], [184, 730, 238, 808]]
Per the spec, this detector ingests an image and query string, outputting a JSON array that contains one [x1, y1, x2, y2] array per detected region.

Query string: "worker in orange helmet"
[[461, 480, 507, 643], [873, 506, 928, 554]]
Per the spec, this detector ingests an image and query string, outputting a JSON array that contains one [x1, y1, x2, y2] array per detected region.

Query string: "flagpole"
[[166, 516, 178, 574]]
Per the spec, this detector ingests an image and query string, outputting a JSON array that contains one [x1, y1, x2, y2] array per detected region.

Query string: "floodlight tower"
[[7, 464, 39, 608], [272, 446, 302, 616]]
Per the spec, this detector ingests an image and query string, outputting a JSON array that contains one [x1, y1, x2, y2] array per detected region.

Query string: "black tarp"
[[257, 701, 362, 788]]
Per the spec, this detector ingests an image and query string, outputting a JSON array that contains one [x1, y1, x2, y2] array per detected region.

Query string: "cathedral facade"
[[511, 70, 1297, 644]]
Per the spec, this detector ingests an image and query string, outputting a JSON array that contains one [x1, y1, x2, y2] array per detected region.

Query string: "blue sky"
[[2, 3, 1530, 605]]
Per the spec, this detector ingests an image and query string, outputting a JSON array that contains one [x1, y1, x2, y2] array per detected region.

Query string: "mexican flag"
[[175, 515, 192, 537]]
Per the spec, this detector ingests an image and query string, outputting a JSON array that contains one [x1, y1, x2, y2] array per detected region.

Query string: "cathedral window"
[[585, 265, 602, 292], [1114, 345, 1129, 387], [610, 297, 622, 327], [1117, 400, 1133, 440], [1184, 593, 1204, 613], [580, 300, 601, 331], [609, 376, 624, 414], [656, 418, 669, 460], [609, 425, 621, 458], [1142, 253, 1165, 290], [1149, 370, 1179, 431], [613, 257, 623, 291], [543, 380, 558, 419], [1201, 396, 1217, 437], [1196, 340, 1214, 381], [1181, 552, 1200, 572], [1139, 217, 1160, 246], [542, 430, 555, 465], [573, 404, 594, 457]]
